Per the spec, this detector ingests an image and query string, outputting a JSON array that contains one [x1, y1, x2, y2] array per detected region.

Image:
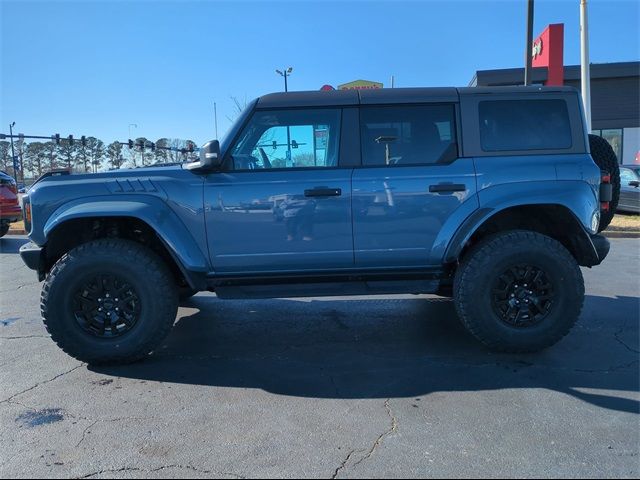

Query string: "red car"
[[0, 170, 22, 237]]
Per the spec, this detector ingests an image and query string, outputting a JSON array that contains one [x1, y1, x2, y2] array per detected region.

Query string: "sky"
[[1, 0, 639, 146]]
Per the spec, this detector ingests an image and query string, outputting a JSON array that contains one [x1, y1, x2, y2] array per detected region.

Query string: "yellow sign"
[[337, 80, 383, 90]]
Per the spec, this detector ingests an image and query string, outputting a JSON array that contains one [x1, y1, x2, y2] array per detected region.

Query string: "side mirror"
[[185, 140, 222, 171], [630, 180, 640, 188]]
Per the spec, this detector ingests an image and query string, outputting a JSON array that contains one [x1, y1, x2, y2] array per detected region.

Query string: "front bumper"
[[19, 242, 45, 280]]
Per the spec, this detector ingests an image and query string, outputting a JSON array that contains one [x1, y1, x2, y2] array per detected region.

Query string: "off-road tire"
[[589, 133, 620, 231], [41, 238, 179, 365], [453, 230, 584, 353], [0, 222, 9, 238]]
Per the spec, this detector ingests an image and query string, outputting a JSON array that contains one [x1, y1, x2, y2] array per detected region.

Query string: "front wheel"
[[41, 239, 179, 365], [453, 230, 584, 353]]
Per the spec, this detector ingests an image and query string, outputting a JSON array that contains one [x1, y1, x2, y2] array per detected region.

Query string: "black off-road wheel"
[[41, 238, 179, 365], [454, 230, 584, 353], [589, 133, 620, 232]]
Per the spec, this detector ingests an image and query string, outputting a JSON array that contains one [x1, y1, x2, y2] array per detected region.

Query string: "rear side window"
[[479, 99, 572, 152], [360, 104, 458, 166]]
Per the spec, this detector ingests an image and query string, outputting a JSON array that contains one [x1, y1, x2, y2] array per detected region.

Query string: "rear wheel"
[[0, 222, 9, 238], [589, 134, 620, 231], [454, 230, 584, 352], [41, 238, 179, 365]]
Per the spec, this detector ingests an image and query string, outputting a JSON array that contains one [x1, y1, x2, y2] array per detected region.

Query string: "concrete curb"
[[602, 230, 640, 239], [8, 229, 26, 235]]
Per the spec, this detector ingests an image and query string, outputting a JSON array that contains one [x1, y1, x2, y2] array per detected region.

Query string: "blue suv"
[[19, 86, 616, 364]]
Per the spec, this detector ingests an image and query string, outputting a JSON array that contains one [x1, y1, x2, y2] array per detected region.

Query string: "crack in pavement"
[[331, 449, 359, 479], [574, 360, 639, 374], [0, 335, 49, 340], [613, 321, 640, 354], [0, 364, 83, 404], [352, 399, 398, 468], [75, 420, 99, 448], [74, 464, 245, 479]]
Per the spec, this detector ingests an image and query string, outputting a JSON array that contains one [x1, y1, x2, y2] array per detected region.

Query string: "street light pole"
[[275, 67, 293, 93], [580, 0, 592, 131], [524, 0, 535, 86], [275, 67, 294, 165]]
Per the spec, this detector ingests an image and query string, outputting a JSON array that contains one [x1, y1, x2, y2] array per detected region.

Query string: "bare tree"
[[226, 95, 249, 123]]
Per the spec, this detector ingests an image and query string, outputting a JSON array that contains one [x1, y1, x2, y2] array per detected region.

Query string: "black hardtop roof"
[[256, 85, 578, 109]]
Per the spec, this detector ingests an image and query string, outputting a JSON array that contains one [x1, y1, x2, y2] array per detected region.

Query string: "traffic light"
[[53, 134, 61, 145], [68, 135, 74, 146], [81, 136, 86, 147], [128, 139, 134, 149]]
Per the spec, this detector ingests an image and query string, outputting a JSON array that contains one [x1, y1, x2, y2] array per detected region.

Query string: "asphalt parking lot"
[[1, 235, 638, 479]]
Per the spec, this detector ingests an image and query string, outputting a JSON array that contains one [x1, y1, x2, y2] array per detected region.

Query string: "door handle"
[[304, 187, 342, 197], [428, 184, 467, 193]]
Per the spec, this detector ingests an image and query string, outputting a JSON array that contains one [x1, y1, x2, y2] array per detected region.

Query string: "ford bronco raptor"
[[19, 86, 616, 365]]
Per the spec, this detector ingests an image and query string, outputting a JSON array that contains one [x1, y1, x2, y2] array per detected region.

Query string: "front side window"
[[479, 99, 572, 152], [360, 105, 457, 166], [230, 109, 341, 170]]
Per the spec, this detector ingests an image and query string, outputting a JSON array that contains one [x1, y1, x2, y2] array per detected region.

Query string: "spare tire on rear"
[[588, 134, 620, 232]]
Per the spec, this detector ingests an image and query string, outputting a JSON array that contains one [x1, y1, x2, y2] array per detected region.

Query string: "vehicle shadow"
[[92, 294, 639, 413], [0, 236, 27, 254]]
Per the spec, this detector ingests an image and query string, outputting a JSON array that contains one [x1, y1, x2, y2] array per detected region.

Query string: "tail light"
[[23, 196, 32, 232], [600, 172, 612, 212]]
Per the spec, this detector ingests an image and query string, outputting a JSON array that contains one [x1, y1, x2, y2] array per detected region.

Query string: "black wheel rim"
[[491, 264, 555, 328], [73, 274, 141, 338]]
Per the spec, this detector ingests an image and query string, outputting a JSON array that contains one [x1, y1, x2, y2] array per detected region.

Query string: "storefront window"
[[593, 129, 623, 164]]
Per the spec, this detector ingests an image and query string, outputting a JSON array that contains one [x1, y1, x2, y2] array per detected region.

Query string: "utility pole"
[[8, 122, 17, 182], [580, 0, 592, 131], [524, 0, 535, 85]]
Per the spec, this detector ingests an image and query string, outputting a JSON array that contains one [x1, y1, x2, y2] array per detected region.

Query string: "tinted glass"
[[231, 109, 341, 170], [600, 129, 623, 163], [479, 99, 572, 151], [360, 105, 457, 166], [620, 168, 636, 184]]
